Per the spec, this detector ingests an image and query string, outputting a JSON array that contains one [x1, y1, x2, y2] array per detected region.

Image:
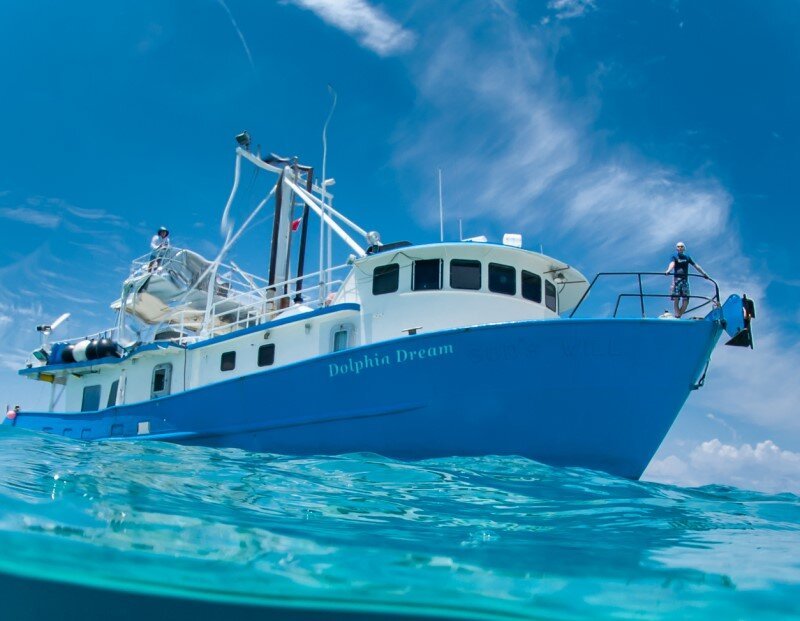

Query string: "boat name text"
[[328, 345, 454, 378]]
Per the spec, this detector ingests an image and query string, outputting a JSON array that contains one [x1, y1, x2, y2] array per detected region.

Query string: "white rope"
[[221, 153, 242, 235]]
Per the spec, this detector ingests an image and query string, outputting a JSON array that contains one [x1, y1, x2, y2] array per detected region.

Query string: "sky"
[[0, 0, 798, 492]]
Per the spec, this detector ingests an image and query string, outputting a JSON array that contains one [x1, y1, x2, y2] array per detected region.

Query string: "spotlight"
[[235, 131, 251, 150]]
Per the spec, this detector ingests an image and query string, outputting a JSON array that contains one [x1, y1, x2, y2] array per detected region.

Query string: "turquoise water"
[[0, 427, 799, 620]]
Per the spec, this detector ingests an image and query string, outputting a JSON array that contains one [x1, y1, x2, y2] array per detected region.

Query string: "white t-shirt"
[[151, 234, 170, 250]]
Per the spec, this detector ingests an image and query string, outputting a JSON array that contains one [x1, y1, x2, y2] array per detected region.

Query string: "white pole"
[[283, 178, 365, 256], [459, 218, 463, 242], [327, 200, 332, 281], [319, 85, 337, 299], [438, 168, 444, 242], [48, 381, 56, 412]]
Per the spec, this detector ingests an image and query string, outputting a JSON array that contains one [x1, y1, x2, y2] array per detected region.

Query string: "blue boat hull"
[[6, 318, 722, 479]]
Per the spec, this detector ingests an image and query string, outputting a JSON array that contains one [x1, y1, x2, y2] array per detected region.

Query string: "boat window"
[[107, 380, 120, 408], [413, 259, 442, 291], [258, 344, 276, 367], [373, 263, 399, 295], [333, 328, 350, 352], [220, 351, 236, 372], [151, 363, 172, 399], [488, 263, 516, 295], [545, 280, 557, 312], [450, 259, 481, 290], [81, 385, 101, 412], [522, 271, 542, 303]]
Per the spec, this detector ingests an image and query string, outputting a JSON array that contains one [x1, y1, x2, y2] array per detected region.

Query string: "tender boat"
[[3, 135, 755, 478]]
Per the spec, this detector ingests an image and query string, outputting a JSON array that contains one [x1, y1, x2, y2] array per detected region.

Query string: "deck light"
[[235, 131, 251, 150]]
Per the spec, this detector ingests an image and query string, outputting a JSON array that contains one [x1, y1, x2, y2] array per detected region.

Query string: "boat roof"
[[355, 241, 590, 312]]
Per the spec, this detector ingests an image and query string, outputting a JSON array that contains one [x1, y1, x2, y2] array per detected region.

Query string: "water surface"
[[0, 427, 798, 619]]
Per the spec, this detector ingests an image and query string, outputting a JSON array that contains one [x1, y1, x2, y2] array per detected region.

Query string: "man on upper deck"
[[148, 226, 170, 271], [665, 241, 709, 318]]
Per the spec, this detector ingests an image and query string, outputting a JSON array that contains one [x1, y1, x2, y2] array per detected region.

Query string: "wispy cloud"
[[393, 8, 731, 266], [558, 164, 730, 256], [0, 206, 61, 228], [287, 0, 415, 57], [0, 193, 131, 232], [547, 0, 596, 20], [646, 439, 800, 494], [693, 328, 800, 435], [215, 0, 256, 71]]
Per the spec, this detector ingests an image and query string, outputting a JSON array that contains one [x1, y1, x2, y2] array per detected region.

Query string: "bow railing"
[[569, 272, 720, 319]]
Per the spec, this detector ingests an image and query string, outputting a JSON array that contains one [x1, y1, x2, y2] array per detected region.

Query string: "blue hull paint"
[[7, 319, 722, 479]]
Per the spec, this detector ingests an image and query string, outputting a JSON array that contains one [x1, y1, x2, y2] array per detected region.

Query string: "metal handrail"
[[127, 247, 267, 296], [569, 271, 720, 319], [153, 263, 353, 343]]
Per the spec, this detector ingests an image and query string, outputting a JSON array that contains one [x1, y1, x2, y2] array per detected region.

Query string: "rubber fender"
[[61, 344, 76, 364], [72, 340, 90, 363]]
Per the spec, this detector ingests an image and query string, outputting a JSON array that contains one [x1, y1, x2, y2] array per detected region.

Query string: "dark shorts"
[[671, 279, 690, 300]]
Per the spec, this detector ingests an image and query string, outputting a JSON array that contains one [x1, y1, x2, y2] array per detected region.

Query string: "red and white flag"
[[291, 217, 302, 232]]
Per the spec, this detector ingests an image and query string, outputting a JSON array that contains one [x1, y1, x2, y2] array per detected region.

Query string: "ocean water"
[[0, 427, 798, 620]]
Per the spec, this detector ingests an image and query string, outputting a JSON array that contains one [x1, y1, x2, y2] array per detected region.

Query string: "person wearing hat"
[[148, 226, 170, 271], [665, 241, 709, 318]]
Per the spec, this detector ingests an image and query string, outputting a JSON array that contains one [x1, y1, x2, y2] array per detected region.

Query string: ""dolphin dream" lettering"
[[328, 344, 454, 378]]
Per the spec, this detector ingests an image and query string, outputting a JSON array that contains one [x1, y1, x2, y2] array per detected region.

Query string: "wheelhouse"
[[340, 242, 589, 342]]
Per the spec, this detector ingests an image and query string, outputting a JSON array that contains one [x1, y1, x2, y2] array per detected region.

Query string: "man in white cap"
[[665, 241, 710, 318]]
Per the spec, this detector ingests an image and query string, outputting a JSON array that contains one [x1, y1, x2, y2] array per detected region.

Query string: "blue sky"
[[1, 0, 798, 491]]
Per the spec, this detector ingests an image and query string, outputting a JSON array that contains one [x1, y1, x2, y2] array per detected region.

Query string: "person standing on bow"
[[148, 226, 170, 271], [665, 241, 710, 318]]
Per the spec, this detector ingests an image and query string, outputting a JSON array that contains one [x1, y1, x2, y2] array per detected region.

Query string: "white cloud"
[[394, 8, 731, 265], [63, 203, 126, 225], [287, 0, 415, 56], [0, 206, 61, 228], [0, 195, 130, 231], [693, 326, 800, 434], [547, 0, 596, 20], [645, 439, 800, 494], [559, 164, 730, 257]]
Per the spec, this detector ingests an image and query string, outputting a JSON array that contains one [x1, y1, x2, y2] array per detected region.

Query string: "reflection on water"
[[0, 427, 798, 619]]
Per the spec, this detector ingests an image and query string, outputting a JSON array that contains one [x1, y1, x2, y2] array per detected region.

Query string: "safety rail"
[[44, 326, 122, 346], [163, 263, 353, 344], [569, 272, 720, 319], [128, 246, 267, 298]]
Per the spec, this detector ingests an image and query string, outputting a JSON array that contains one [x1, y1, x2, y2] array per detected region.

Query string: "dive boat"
[[3, 135, 755, 479]]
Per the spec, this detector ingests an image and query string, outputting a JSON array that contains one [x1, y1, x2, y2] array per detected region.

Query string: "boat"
[[3, 134, 756, 479]]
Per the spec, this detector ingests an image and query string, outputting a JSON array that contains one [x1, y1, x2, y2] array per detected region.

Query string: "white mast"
[[438, 168, 444, 242], [319, 85, 337, 299]]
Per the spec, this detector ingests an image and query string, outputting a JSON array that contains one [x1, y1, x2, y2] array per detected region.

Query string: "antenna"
[[319, 85, 337, 299], [438, 168, 444, 242], [459, 218, 463, 242]]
